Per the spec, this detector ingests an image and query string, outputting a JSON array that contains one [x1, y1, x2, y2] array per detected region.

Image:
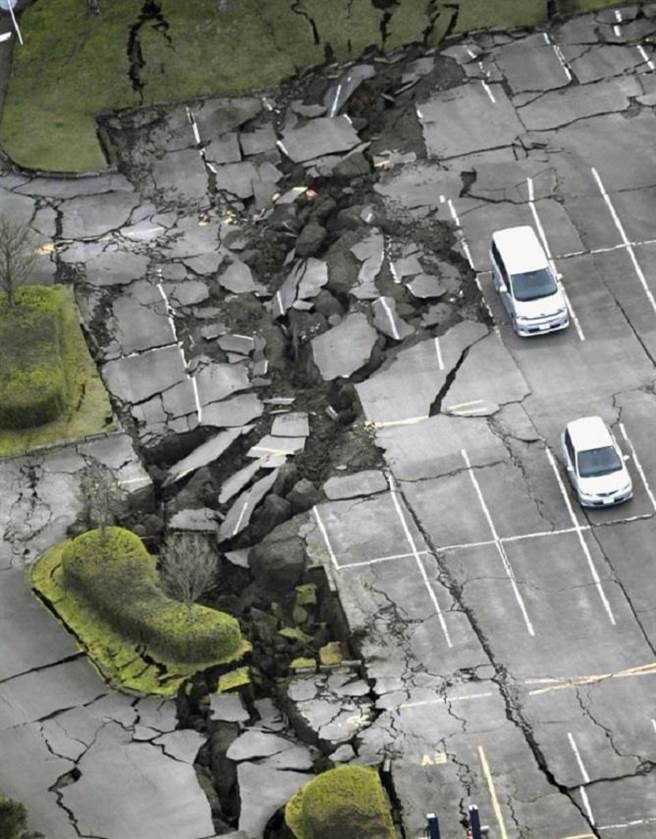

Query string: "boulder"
[[249, 535, 307, 594], [287, 479, 322, 513], [295, 221, 327, 258]]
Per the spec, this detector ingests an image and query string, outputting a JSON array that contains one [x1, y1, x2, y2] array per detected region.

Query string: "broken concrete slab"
[[227, 730, 300, 762], [324, 64, 376, 117], [218, 257, 267, 294], [195, 361, 251, 404], [63, 721, 214, 839], [296, 258, 329, 302], [278, 116, 360, 163], [210, 692, 250, 723], [169, 507, 218, 532], [163, 279, 210, 307], [218, 460, 262, 505], [418, 83, 524, 158], [371, 296, 414, 341], [240, 124, 277, 156], [407, 273, 445, 299], [219, 468, 280, 540], [102, 345, 186, 405], [271, 412, 310, 438], [202, 393, 263, 428], [163, 427, 246, 487], [83, 249, 149, 287], [237, 762, 309, 838], [247, 436, 306, 458], [350, 230, 385, 286], [323, 470, 388, 500], [153, 729, 206, 764], [311, 312, 377, 381], [60, 190, 138, 239], [218, 334, 255, 355]]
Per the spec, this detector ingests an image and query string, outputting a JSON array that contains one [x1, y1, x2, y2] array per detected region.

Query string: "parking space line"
[[462, 449, 535, 636], [637, 44, 656, 72], [446, 198, 476, 271], [591, 167, 656, 315], [545, 448, 617, 626], [399, 690, 495, 710], [478, 745, 509, 839], [481, 81, 496, 102], [379, 296, 401, 340], [543, 32, 573, 81], [338, 549, 430, 569], [312, 507, 340, 572], [651, 718, 656, 735], [568, 732, 595, 825], [434, 337, 445, 371], [599, 816, 656, 831], [527, 176, 585, 341], [618, 423, 656, 513], [387, 476, 453, 648]]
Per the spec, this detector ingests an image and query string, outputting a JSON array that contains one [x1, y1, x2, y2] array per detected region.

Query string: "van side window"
[[491, 242, 508, 282], [564, 431, 575, 465]]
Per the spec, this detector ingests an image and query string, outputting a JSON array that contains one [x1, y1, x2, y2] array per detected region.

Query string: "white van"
[[561, 416, 632, 507], [490, 225, 569, 337]]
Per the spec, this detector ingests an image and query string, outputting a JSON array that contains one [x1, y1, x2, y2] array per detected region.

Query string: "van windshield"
[[510, 268, 558, 302], [577, 446, 622, 478]]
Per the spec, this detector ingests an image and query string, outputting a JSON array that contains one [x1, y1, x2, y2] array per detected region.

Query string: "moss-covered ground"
[[0, 286, 113, 459], [285, 765, 396, 839], [0, 0, 621, 173], [32, 529, 251, 697]]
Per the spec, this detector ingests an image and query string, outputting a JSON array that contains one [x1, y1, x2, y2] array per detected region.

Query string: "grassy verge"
[[32, 529, 251, 697], [0, 286, 113, 459], [1, 0, 621, 174]]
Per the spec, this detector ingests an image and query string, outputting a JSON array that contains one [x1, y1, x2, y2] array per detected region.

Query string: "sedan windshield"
[[577, 446, 622, 478], [510, 268, 558, 302]]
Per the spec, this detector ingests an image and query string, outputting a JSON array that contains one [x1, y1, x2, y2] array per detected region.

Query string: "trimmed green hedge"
[[0, 287, 68, 429], [285, 765, 396, 839], [61, 527, 244, 664]]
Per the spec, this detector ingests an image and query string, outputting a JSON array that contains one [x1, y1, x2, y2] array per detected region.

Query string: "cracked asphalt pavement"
[[4, 3, 656, 838]]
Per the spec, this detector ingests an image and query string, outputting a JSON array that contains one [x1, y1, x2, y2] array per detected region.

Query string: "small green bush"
[[0, 286, 68, 429], [285, 765, 396, 839], [0, 794, 42, 839], [61, 527, 244, 664]]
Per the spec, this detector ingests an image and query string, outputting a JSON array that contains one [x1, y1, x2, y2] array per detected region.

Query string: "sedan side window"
[[491, 243, 508, 284]]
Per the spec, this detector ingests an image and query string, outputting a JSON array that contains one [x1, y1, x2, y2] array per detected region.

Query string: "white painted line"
[[619, 423, 656, 512], [312, 506, 339, 572], [387, 475, 453, 648], [568, 732, 595, 825], [339, 550, 431, 570], [233, 502, 249, 536], [156, 282, 180, 346], [592, 167, 656, 316], [545, 448, 616, 625], [598, 816, 656, 831], [614, 9, 622, 38], [189, 374, 202, 423], [276, 140, 289, 157], [330, 83, 343, 118], [370, 415, 428, 429], [462, 449, 535, 636], [434, 337, 445, 371], [481, 82, 497, 102], [552, 42, 572, 81], [637, 44, 655, 72], [399, 690, 494, 710], [478, 746, 509, 839], [6, 0, 22, 45], [527, 177, 585, 341], [446, 399, 484, 410], [651, 718, 656, 735], [416, 105, 423, 119], [466, 47, 477, 58], [543, 32, 550, 44], [446, 198, 476, 270], [0, 31, 11, 42], [379, 297, 400, 340]]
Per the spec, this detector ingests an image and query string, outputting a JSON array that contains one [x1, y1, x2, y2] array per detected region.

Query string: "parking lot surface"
[[309, 8, 656, 836]]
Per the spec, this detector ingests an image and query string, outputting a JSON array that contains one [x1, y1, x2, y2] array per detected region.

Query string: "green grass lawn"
[[0, 285, 113, 458], [0, 0, 623, 173], [32, 528, 251, 696]]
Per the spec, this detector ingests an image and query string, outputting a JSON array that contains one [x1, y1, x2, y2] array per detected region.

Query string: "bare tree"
[[80, 461, 120, 547], [0, 215, 38, 308], [160, 533, 218, 620]]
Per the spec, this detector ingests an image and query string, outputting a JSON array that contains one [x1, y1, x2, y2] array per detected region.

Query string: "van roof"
[[492, 225, 549, 275], [566, 416, 614, 452]]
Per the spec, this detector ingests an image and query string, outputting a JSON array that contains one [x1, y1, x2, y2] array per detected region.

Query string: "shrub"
[[285, 765, 396, 839], [61, 527, 244, 664], [0, 286, 68, 429], [0, 794, 42, 839]]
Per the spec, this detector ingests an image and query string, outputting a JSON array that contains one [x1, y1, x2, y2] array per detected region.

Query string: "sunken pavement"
[[4, 4, 656, 838]]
